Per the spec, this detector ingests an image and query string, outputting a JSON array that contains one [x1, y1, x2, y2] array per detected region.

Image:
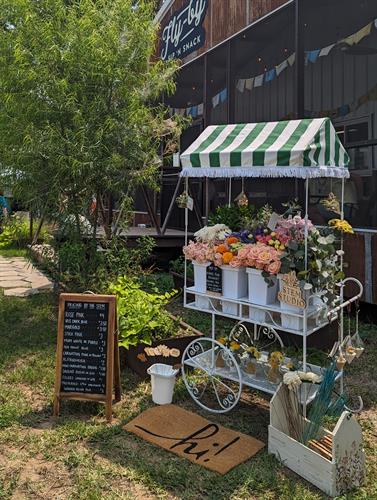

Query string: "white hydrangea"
[[194, 224, 231, 243], [283, 371, 302, 390], [297, 371, 322, 384]]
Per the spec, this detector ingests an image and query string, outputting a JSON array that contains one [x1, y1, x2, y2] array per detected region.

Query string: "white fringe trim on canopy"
[[180, 166, 350, 179]]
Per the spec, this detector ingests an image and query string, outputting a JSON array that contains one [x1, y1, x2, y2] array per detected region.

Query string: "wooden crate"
[[268, 385, 365, 497]]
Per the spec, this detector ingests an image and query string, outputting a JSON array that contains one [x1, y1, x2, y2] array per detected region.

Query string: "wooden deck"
[[98, 227, 193, 248]]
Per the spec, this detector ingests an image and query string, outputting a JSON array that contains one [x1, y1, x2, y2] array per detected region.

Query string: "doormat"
[[125, 405, 265, 474]]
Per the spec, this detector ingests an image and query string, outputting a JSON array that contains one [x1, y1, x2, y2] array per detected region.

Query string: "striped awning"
[[180, 118, 350, 179]]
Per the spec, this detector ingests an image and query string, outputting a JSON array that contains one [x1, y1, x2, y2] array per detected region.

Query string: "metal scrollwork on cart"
[[229, 321, 285, 351], [181, 338, 242, 414]]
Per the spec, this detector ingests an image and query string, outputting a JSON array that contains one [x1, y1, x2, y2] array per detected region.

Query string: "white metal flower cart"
[[178, 118, 364, 414]]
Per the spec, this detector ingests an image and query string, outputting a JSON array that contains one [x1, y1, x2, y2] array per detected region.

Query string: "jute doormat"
[[125, 405, 265, 474]]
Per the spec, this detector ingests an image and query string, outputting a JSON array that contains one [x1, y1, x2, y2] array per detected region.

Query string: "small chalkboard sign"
[[53, 294, 121, 422], [206, 265, 222, 296]]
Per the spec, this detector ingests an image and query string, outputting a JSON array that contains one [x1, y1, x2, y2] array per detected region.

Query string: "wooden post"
[[161, 176, 182, 235], [141, 185, 161, 235]]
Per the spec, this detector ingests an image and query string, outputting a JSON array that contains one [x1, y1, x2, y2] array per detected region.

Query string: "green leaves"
[[109, 276, 178, 350], [0, 0, 181, 238]]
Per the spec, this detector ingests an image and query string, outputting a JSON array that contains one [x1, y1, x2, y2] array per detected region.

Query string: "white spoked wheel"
[[181, 337, 242, 414]]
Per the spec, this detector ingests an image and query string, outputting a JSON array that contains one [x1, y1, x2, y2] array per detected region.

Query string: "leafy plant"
[[279, 227, 344, 305], [0, 214, 48, 249], [208, 204, 255, 231], [109, 276, 178, 349], [169, 255, 194, 278]]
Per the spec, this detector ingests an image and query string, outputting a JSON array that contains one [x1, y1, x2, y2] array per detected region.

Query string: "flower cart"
[[178, 118, 364, 415]]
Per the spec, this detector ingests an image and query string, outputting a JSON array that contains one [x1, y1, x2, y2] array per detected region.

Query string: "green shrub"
[[169, 255, 193, 278], [208, 203, 255, 231], [0, 215, 30, 248], [109, 276, 178, 349]]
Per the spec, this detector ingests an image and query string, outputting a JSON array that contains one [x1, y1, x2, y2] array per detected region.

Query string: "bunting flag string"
[[236, 18, 376, 92], [281, 81, 377, 121]]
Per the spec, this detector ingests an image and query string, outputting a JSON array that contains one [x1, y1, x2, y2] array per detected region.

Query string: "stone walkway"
[[0, 256, 53, 297]]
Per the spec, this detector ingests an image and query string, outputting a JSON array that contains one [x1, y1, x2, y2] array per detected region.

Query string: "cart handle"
[[327, 277, 363, 321]]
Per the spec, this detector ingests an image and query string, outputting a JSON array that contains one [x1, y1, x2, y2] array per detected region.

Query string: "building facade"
[[156, 0, 377, 303]]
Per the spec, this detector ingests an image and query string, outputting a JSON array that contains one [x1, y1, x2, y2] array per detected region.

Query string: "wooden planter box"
[[121, 315, 202, 378], [268, 385, 365, 497]]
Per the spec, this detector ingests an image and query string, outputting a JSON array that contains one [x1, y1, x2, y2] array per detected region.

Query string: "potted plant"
[[266, 351, 284, 384], [109, 276, 202, 377], [183, 224, 230, 309], [231, 243, 281, 305], [241, 346, 261, 376]]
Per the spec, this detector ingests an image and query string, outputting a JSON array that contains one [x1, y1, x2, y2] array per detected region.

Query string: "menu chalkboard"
[[206, 265, 222, 295], [61, 300, 109, 395], [53, 294, 121, 422]]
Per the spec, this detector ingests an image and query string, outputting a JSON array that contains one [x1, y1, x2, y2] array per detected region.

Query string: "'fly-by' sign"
[[160, 0, 208, 61]]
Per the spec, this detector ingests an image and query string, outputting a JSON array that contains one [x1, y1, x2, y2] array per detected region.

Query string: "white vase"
[[221, 266, 248, 299], [246, 268, 278, 305], [278, 275, 311, 331], [221, 300, 239, 317], [192, 262, 210, 292], [249, 307, 268, 323]]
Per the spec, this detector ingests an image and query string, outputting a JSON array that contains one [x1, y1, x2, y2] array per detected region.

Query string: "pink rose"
[[267, 260, 281, 275]]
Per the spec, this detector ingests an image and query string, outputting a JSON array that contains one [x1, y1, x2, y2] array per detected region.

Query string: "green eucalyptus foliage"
[[280, 227, 344, 305], [109, 276, 178, 349]]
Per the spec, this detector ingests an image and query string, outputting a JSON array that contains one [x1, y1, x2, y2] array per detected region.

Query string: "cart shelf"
[[182, 343, 343, 408], [184, 286, 334, 337]]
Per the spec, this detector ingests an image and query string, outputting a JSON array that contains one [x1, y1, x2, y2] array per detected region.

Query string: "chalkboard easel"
[[53, 293, 121, 422]]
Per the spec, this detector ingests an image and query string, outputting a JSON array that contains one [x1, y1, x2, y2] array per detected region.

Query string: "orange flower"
[[216, 244, 228, 254], [226, 236, 239, 245], [222, 252, 234, 264]]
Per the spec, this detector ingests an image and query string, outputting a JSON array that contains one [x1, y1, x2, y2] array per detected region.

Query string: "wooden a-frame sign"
[[53, 293, 121, 422]]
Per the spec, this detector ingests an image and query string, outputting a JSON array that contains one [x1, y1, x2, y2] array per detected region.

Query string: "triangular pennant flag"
[[342, 22, 372, 46], [276, 59, 288, 76], [254, 74, 264, 87], [219, 88, 227, 103], [236, 79, 246, 93], [265, 68, 276, 82], [245, 78, 254, 91], [305, 49, 320, 64], [212, 93, 220, 108], [287, 53, 296, 66], [319, 44, 335, 57]]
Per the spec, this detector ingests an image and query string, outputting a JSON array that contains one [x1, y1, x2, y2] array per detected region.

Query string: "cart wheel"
[[181, 337, 242, 414]]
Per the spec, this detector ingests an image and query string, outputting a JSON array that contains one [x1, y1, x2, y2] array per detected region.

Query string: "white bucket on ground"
[[147, 363, 179, 405]]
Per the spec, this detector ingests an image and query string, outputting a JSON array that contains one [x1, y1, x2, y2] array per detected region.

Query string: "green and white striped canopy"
[[180, 118, 350, 179]]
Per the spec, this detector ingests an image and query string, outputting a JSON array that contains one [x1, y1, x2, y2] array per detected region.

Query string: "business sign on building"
[[160, 0, 208, 61]]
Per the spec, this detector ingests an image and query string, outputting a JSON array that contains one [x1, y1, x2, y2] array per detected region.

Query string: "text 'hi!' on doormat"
[[125, 405, 265, 474]]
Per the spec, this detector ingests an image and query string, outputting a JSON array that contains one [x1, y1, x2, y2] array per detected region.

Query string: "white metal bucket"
[[147, 363, 179, 405]]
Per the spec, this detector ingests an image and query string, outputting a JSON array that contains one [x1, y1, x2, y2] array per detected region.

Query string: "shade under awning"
[[180, 118, 350, 179]]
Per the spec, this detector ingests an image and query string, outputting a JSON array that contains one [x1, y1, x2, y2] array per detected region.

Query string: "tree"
[[0, 0, 181, 240]]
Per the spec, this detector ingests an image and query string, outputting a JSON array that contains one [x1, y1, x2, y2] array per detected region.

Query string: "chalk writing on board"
[[60, 301, 109, 395], [206, 265, 222, 295]]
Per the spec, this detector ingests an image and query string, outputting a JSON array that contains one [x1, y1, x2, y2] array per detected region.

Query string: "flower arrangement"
[[183, 240, 214, 264], [268, 351, 284, 367], [231, 243, 282, 274], [213, 236, 242, 266], [283, 370, 322, 390], [329, 218, 354, 234], [194, 224, 231, 243], [244, 346, 261, 360], [275, 215, 314, 242]]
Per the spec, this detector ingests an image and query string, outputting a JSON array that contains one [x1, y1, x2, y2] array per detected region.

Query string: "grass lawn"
[[0, 291, 376, 499]]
